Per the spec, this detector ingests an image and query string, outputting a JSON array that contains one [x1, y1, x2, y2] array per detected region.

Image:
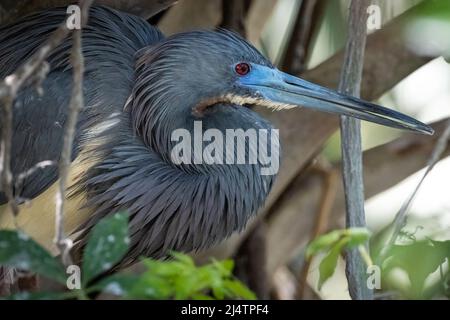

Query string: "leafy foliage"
[[378, 239, 450, 299], [82, 213, 129, 285], [307, 226, 449, 299], [0, 212, 254, 300], [0, 230, 66, 284], [95, 254, 255, 300], [306, 228, 371, 289]]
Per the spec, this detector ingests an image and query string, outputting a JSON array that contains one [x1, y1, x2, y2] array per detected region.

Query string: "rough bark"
[[337, 0, 372, 300]]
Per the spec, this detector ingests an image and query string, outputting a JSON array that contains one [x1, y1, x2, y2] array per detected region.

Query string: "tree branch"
[[0, 3, 73, 222], [54, 0, 93, 266], [338, 0, 372, 300], [0, 0, 93, 293], [280, 0, 325, 74], [220, 0, 249, 37]]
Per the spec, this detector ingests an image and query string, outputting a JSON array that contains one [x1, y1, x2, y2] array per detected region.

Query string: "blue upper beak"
[[238, 64, 434, 135]]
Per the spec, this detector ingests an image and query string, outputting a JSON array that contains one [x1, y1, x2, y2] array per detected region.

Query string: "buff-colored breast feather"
[[0, 156, 91, 255]]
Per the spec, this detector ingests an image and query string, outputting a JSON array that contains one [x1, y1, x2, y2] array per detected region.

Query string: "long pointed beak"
[[239, 65, 433, 135]]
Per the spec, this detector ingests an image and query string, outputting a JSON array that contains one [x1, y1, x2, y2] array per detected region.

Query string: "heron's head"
[[129, 30, 432, 158]]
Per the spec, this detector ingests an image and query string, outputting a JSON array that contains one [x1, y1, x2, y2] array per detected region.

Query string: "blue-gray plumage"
[[0, 6, 432, 266]]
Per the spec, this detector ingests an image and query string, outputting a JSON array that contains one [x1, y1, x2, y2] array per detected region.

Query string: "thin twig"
[[383, 119, 450, 253], [0, 6, 74, 222], [0, 2, 88, 295], [0, 92, 18, 219], [338, 0, 372, 300], [55, 0, 93, 266]]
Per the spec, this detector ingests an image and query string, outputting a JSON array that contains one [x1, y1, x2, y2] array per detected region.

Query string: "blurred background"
[[261, 0, 450, 300]]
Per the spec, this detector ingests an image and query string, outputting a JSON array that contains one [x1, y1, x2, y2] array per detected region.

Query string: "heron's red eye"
[[235, 62, 251, 76]]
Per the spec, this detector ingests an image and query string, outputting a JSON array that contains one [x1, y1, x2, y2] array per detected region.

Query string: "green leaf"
[[82, 212, 129, 285], [212, 284, 226, 300], [211, 258, 234, 277], [174, 272, 199, 300], [170, 252, 195, 267], [221, 259, 234, 273], [223, 280, 257, 300], [345, 228, 371, 247], [132, 273, 174, 299], [90, 274, 140, 298], [123, 254, 254, 300], [0, 230, 66, 284], [142, 258, 185, 277], [318, 238, 348, 290], [382, 239, 450, 299], [306, 230, 342, 259], [306, 228, 371, 259]]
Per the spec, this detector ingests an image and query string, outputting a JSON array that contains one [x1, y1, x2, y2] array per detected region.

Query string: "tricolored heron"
[[0, 6, 432, 266]]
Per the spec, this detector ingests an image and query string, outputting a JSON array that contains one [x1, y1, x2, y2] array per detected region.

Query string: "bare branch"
[[383, 119, 450, 254], [220, 0, 249, 37], [0, 0, 93, 294], [0, 5, 73, 221], [281, 0, 325, 74], [338, 0, 372, 300], [54, 0, 93, 266], [0, 90, 18, 219]]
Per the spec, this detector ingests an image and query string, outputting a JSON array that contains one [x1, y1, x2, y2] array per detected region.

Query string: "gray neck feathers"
[[66, 10, 276, 263], [74, 117, 274, 264]]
